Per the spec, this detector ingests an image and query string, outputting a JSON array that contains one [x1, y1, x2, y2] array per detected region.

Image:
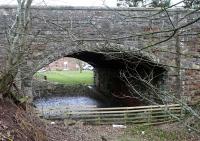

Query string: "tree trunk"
[[0, 68, 18, 98], [0, 0, 33, 101]]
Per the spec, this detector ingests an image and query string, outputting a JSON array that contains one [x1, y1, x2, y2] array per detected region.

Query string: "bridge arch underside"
[[64, 51, 167, 106]]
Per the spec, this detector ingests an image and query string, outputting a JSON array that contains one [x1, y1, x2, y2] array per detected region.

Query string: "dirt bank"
[[0, 100, 47, 141]]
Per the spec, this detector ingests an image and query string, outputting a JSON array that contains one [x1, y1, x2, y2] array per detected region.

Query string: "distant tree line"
[[117, 0, 170, 8], [117, 0, 200, 8], [183, 0, 200, 8]]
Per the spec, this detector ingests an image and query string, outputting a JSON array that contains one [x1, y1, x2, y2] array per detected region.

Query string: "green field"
[[34, 70, 93, 85]]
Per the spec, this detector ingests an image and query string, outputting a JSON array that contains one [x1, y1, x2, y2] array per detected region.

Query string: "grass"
[[34, 70, 93, 85], [116, 125, 191, 141]]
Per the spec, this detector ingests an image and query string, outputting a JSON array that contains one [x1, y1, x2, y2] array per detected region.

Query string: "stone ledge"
[[0, 5, 195, 12]]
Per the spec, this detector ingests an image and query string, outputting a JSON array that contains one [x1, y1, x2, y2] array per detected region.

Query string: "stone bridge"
[[0, 6, 199, 105]]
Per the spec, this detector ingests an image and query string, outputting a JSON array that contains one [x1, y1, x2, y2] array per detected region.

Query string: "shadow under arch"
[[32, 46, 167, 106]]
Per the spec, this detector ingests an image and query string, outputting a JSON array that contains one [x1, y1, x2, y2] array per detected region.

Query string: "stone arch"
[[33, 43, 164, 74], [31, 43, 167, 106]]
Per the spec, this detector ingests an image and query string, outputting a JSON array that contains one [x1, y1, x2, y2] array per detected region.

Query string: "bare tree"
[[184, 0, 200, 9], [0, 0, 33, 102], [76, 59, 83, 73], [117, 0, 171, 7]]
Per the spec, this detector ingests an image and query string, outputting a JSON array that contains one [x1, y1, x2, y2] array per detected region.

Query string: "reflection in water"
[[33, 96, 105, 118]]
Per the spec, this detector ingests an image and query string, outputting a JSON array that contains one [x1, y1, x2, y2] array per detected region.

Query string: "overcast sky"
[[0, 0, 182, 7]]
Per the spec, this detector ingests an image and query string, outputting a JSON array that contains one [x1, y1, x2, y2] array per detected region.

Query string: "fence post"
[[148, 107, 152, 124], [97, 113, 101, 125], [165, 105, 169, 122], [124, 111, 127, 124], [180, 103, 185, 119]]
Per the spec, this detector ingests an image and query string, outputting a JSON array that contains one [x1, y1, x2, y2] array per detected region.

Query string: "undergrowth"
[[117, 124, 194, 141]]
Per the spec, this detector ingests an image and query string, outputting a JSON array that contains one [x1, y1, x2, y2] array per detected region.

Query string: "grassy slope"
[[34, 70, 93, 85], [116, 125, 197, 141]]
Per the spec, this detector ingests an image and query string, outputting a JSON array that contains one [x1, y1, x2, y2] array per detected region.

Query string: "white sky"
[[0, 0, 182, 7]]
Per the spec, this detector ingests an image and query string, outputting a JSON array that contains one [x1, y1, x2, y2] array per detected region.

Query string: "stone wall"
[[33, 80, 95, 98], [0, 6, 199, 104], [32, 79, 112, 106]]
